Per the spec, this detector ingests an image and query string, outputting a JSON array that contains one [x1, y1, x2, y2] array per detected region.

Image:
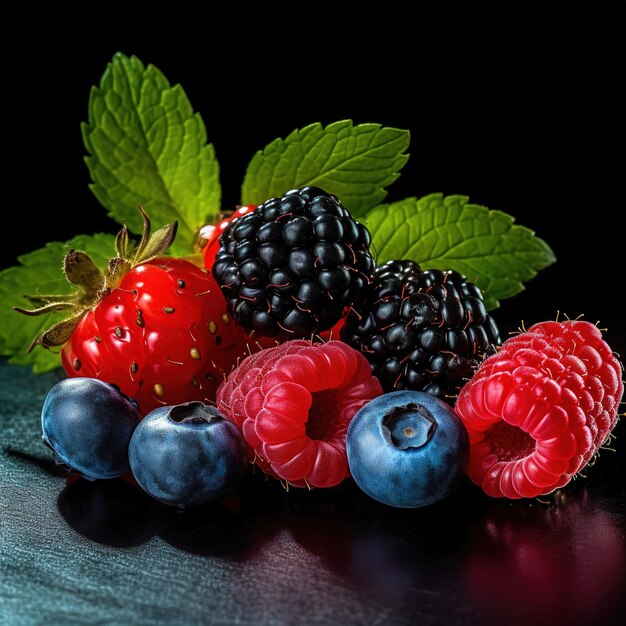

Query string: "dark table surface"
[[1, 322, 625, 626], [1, 13, 624, 625]]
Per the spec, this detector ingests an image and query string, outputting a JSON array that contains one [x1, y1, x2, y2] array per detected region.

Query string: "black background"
[[1, 8, 623, 336], [1, 7, 625, 625]]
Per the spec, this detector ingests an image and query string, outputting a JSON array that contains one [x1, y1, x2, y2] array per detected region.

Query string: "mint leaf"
[[82, 53, 220, 256], [241, 121, 409, 216], [364, 194, 556, 309], [0, 234, 115, 373]]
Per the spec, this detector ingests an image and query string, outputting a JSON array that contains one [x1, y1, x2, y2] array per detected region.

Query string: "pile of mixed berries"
[[28, 187, 623, 509]]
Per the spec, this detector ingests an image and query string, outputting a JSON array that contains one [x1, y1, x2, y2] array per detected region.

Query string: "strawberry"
[[16, 207, 249, 414]]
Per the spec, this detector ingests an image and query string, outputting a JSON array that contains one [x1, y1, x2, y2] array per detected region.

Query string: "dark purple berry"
[[213, 187, 375, 338], [341, 260, 501, 402]]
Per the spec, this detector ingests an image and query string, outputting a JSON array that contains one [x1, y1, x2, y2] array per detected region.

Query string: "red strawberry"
[[455, 319, 623, 498], [16, 208, 250, 414], [216, 339, 383, 488], [200, 204, 256, 272], [60, 258, 246, 414]]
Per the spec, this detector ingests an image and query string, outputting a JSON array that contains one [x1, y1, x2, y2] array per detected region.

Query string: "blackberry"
[[341, 260, 501, 401], [212, 187, 375, 338]]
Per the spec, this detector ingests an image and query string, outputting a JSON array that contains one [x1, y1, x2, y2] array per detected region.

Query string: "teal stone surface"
[[1, 360, 625, 626]]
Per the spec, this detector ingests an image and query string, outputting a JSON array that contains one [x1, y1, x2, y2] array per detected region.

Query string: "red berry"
[[62, 258, 248, 414], [17, 209, 254, 415], [455, 320, 623, 499], [201, 205, 256, 272], [216, 339, 383, 488]]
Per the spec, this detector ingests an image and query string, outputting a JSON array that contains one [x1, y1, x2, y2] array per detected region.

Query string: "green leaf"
[[0, 234, 115, 373], [363, 194, 556, 310], [241, 121, 410, 216], [82, 53, 220, 256]]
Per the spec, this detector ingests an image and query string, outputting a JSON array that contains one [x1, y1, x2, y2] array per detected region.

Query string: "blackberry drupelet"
[[212, 187, 375, 338], [341, 260, 501, 401]]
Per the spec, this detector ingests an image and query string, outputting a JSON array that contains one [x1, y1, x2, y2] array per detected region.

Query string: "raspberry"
[[212, 187, 375, 339], [455, 320, 624, 499], [342, 260, 500, 401], [216, 340, 383, 488]]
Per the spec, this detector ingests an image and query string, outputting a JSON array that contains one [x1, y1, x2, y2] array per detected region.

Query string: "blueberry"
[[128, 402, 248, 508], [41, 378, 141, 480], [346, 390, 469, 508]]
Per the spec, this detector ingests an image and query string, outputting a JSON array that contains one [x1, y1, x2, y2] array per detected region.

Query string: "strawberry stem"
[[63, 249, 104, 298], [14, 205, 179, 353]]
